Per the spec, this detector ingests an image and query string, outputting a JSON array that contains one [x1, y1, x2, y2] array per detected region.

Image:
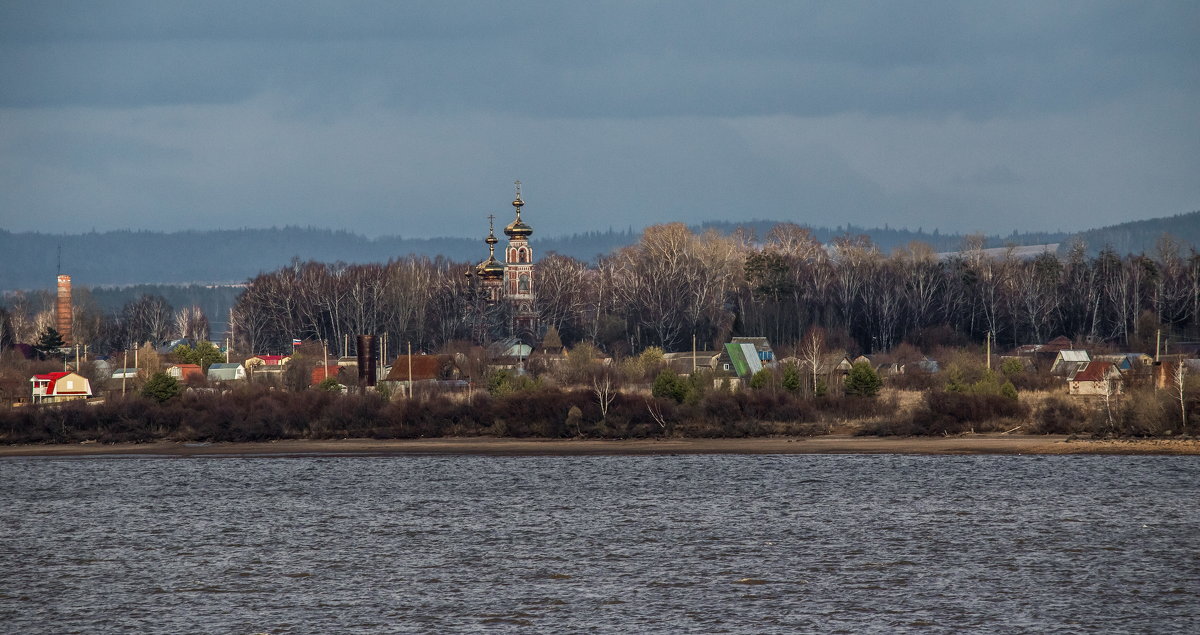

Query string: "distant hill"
[[1064, 211, 1200, 256], [2, 211, 1196, 291]]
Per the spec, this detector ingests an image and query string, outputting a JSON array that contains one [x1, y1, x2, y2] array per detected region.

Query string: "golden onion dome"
[[504, 211, 532, 238], [476, 256, 505, 279]]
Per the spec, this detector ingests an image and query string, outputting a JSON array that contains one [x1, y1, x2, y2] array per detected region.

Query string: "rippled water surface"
[[2, 454, 1198, 634]]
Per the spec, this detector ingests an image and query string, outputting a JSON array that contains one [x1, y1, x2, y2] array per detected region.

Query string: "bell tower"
[[503, 180, 538, 340]]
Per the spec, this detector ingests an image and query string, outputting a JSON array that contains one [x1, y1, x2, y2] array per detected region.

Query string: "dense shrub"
[[862, 390, 1028, 436], [1033, 396, 1089, 435]]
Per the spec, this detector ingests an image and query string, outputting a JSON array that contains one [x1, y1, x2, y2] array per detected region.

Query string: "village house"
[[1051, 350, 1091, 377], [207, 363, 247, 382], [716, 337, 776, 378], [165, 364, 205, 384], [245, 354, 291, 368], [1016, 336, 1076, 371], [1069, 361, 1123, 396], [383, 354, 467, 395], [1093, 353, 1153, 371], [311, 364, 344, 386], [111, 367, 142, 381], [30, 371, 92, 404], [663, 351, 721, 375]]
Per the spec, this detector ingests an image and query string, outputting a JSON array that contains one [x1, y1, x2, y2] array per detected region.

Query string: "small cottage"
[[207, 363, 247, 382], [1069, 361, 1123, 396], [30, 371, 92, 404], [165, 364, 205, 384], [1051, 350, 1091, 377]]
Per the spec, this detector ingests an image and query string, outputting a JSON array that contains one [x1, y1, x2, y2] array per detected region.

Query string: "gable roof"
[[1056, 350, 1090, 362], [724, 342, 763, 377], [246, 355, 290, 366], [384, 355, 454, 382], [31, 372, 90, 395], [1072, 361, 1119, 382]]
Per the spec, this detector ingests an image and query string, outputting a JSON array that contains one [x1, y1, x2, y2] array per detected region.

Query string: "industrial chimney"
[[356, 334, 377, 387], [56, 274, 72, 344]]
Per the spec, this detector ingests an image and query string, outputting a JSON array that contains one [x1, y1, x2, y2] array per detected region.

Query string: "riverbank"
[[2, 435, 1199, 457]]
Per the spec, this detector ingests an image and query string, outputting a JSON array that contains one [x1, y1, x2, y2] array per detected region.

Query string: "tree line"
[[229, 223, 1200, 358], [3, 222, 1198, 359]]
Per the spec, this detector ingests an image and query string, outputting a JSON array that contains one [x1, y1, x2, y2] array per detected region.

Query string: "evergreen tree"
[[35, 327, 66, 359], [749, 367, 773, 390], [142, 372, 182, 403], [174, 341, 225, 371], [845, 361, 882, 397], [781, 363, 802, 393], [653, 369, 690, 403]]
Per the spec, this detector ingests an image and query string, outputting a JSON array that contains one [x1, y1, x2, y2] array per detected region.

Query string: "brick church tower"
[[503, 181, 538, 341]]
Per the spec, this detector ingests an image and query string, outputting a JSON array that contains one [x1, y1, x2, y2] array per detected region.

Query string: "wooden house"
[[165, 364, 205, 384], [1069, 362, 1123, 396], [30, 371, 92, 404], [207, 363, 247, 382]]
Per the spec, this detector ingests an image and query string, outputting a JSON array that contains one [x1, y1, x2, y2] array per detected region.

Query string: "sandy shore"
[[2, 435, 1198, 458]]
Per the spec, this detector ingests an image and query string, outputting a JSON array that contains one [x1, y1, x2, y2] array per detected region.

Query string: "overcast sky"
[[1, 1, 1196, 239]]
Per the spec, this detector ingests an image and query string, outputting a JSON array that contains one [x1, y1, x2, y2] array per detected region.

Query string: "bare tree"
[[1176, 360, 1188, 435], [801, 327, 825, 395], [591, 367, 618, 419], [175, 305, 210, 341]]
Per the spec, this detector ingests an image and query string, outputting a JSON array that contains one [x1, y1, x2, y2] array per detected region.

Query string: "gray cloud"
[[0, 1, 1196, 238]]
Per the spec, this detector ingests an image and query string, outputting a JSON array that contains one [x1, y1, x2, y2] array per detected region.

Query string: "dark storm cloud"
[[3, 1, 1195, 117], [0, 1, 1197, 237]]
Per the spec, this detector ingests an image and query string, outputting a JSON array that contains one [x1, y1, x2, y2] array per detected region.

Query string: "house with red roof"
[[245, 355, 292, 368], [165, 364, 205, 384], [1069, 361, 1123, 397], [30, 371, 92, 404]]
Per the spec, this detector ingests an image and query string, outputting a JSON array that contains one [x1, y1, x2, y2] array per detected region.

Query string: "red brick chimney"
[[56, 274, 72, 344]]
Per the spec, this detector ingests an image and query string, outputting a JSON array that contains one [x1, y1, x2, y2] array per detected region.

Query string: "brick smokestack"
[[56, 274, 72, 344]]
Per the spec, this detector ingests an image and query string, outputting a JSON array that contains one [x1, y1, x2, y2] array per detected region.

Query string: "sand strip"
[[1, 435, 1198, 458]]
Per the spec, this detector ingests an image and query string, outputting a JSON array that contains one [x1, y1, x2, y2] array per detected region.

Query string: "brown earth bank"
[[2, 435, 1199, 458]]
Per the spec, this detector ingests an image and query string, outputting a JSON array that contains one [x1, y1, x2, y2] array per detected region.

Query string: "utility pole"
[[407, 341, 413, 399], [122, 348, 128, 396], [692, 333, 697, 374], [986, 331, 992, 371]]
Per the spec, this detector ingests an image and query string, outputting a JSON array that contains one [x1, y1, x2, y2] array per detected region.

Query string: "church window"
[[518, 273, 530, 294]]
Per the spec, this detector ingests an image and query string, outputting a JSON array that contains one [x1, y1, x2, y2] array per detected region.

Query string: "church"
[[468, 181, 539, 344]]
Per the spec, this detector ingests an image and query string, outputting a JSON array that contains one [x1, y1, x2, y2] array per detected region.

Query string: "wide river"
[[1, 454, 1197, 634]]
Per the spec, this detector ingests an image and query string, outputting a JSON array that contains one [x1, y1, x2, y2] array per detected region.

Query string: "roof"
[[167, 364, 205, 383], [246, 355, 290, 366], [724, 342, 763, 377], [31, 372, 90, 395], [730, 337, 773, 352], [664, 352, 721, 373], [1072, 361, 1118, 382], [384, 355, 454, 382], [1057, 350, 1090, 362], [208, 363, 242, 370]]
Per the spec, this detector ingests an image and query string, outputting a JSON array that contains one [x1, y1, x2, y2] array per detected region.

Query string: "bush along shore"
[[1, 385, 870, 445], [2, 372, 1196, 445]]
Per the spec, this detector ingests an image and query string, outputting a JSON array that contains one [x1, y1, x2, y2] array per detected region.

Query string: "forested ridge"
[[228, 223, 1200, 358], [5, 211, 1196, 291]]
